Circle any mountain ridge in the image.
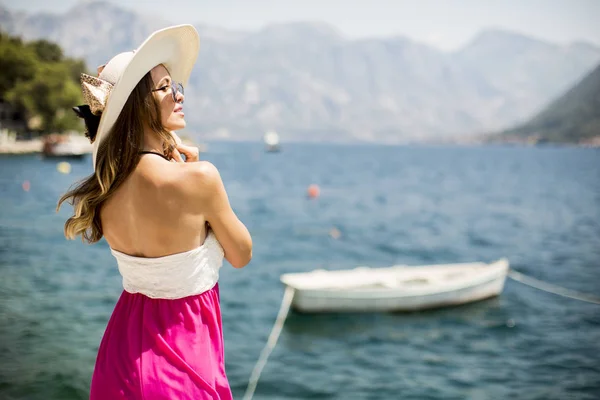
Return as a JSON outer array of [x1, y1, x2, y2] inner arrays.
[[492, 62, 600, 144], [1, 1, 599, 143]]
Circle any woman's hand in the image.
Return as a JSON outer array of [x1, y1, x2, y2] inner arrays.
[[176, 143, 200, 162], [169, 131, 199, 162]]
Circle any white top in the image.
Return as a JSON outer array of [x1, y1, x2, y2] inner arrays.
[[111, 231, 225, 299]]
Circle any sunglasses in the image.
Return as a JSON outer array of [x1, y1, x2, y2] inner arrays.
[[152, 81, 184, 103]]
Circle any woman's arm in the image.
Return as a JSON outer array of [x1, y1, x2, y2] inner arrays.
[[188, 161, 252, 268]]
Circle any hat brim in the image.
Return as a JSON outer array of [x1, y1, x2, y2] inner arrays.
[[92, 24, 200, 168]]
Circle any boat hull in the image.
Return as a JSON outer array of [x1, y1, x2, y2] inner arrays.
[[42, 134, 91, 159], [265, 144, 280, 152], [42, 152, 86, 160], [282, 260, 508, 313]]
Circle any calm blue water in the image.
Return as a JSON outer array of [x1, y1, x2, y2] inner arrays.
[[1, 143, 599, 400]]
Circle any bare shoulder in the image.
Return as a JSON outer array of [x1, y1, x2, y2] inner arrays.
[[189, 161, 219, 180], [165, 161, 226, 208], [135, 155, 174, 188], [136, 157, 215, 185], [186, 161, 222, 192]]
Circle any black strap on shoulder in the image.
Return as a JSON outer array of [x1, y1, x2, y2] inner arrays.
[[138, 151, 169, 161]]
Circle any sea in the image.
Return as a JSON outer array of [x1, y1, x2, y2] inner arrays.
[[1, 142, 599, 400]]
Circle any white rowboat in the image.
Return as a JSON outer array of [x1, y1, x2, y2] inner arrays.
[[263, 131, 280, 152], [280, 258, 509, 313]]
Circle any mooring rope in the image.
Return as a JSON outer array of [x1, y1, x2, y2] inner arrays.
[[243, 286, 296, 400], [508, 269, 600, 304], [243, 268, 598, 400]]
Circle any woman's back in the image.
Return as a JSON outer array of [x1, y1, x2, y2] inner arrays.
[[101, 154, 208, 258]]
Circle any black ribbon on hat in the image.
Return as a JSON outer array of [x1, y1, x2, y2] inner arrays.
[[72, 105, 100, 143]]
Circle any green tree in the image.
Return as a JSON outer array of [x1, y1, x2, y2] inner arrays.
[[63, 58, 88, 82], [0, 33, 38, 94], [0, 32, 87, 133], [28, 39, 64, 63], [6, 62, 82, 132]]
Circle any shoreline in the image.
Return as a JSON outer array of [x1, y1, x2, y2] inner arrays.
[[0, 139, 43, 154], [0, 138, 598, 155], [0, 134, 93, 156]]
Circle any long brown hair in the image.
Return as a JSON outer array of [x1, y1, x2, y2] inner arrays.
[[57, 71, 176, 243]]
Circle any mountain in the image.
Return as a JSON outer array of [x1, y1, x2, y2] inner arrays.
[[0, 2, 169, 69], [1, 1, 600, 143], [453, 29, 600, 130], [492, 62, 600, 144]]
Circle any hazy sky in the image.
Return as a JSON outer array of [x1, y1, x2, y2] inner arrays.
[[4, 0, 599, 50]]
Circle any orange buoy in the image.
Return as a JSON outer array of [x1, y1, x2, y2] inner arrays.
[[307, 184, 320, 198], [22, 180, 31, 192], [329, 227, 341, 239]]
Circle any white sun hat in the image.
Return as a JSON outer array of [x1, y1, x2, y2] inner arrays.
[[80, 24, 200, 169]]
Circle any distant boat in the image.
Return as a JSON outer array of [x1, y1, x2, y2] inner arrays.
[[263, 131, 281, 152], [280, 259, 509, 313], [42, 134, 91, 159]]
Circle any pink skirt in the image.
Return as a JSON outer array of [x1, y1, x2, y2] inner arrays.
[[90, 284, 233, 400]]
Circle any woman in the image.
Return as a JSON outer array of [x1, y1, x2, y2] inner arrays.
[[57, 25, 252, 399]]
